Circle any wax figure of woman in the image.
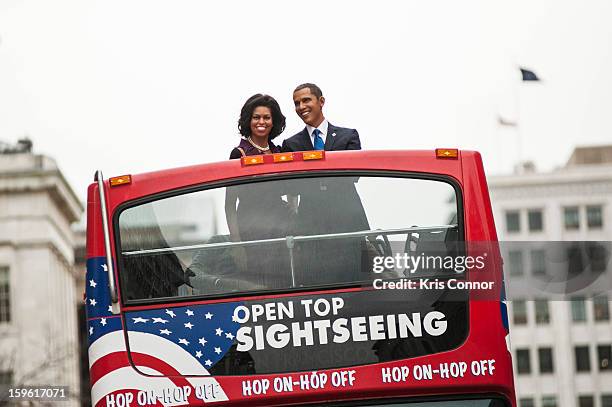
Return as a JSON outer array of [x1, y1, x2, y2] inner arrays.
[[224, 94, 289, 288]]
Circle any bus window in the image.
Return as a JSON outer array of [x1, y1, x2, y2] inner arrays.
[[117, 174, 460, 301]]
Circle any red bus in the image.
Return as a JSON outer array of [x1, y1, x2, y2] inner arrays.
[[85, 149, 515, 407]]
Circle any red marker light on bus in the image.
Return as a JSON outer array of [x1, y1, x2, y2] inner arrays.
[[436, 149, 459, 159], [109, 175, 132, 187]]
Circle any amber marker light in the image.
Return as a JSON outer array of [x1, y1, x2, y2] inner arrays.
[[302, 150, 325, 160], [242, 155, 265, 166], [435, 148, 459, 159], [109, 175, 132, 187], [273, 152, 294, 163]]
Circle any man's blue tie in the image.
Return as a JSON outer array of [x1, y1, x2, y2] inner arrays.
[[313, 129, 324, 150]]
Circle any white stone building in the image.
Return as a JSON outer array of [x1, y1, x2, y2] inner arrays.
[[489, 146, 612, 407], [0, 148, 83, 405]]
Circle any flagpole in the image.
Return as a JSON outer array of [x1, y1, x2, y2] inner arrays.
[[516, 67, 541, 171], [516, 75, 522, 166]]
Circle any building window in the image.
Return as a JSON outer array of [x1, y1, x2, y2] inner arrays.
[[538, 347, 554, 373], [528, 209, 543, 231], [506, 211, 520, 233], [567, 245, 586, 277], [0, 370, 12, 385], [516, 348, 531, 374], [587, 243, 608, 273], [598, 345, 611, 370], [602, 395, 612, 407], [586, 205, 603, 229], [575, 346, 591, 372], [535, 299, 550, 324], [542, 396, 557, 407], [508, 250, 524, 276], [571, 297, 587, 322], [530, 249, 546, 275], [594, 295, 610, 321], [578, 395, 594, 407], [0, 267, 10, 323], [0, 369, 12, 400], [564, 206, 580, 230], [519, 398, 535, 407], [513, 300, 528, 325]]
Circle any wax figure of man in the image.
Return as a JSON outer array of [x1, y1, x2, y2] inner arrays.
[[282, 83, 370, 286], [281, 83, 361, 152]]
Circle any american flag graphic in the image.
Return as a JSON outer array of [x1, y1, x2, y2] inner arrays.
[[86, 257, 235, 406], [125, 302, 241, 371]]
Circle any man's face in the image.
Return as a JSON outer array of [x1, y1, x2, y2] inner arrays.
[[293, 88, 325, 127]]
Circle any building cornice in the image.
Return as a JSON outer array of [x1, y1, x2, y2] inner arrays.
[[0, 160, 83, 223], [488, 165, 612, 189], [0, 240, 73, 267]]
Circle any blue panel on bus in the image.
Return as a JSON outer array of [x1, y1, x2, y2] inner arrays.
[[500, 283, 509, 332], [85, 257, 113, 319], [85, 256, 123, 344]]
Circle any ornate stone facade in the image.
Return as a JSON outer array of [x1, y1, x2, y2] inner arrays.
[[0, 151, 83, 405]]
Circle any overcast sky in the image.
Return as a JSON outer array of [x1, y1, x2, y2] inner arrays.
[[1, 0, 611, 204]]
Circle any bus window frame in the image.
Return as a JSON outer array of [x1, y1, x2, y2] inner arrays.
[[112, 170, 466, 307]]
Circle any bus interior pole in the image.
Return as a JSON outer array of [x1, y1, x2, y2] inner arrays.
[[286, 236, 296, 287]]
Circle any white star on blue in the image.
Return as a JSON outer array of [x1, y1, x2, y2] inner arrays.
[[125, 302, 242, 369], [86, 257, 121, 345]]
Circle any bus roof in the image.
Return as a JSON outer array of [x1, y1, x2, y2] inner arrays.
[[90, 149, 481, 203]]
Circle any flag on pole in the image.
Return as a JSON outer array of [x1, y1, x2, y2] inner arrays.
[[520, 67, 540, 81]]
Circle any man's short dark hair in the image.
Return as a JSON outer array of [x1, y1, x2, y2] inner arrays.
[[294, 83, 323, 98], [237, 94, 286, 140]]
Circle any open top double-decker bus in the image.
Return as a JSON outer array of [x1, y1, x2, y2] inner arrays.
[[85, 149, 515, 407]]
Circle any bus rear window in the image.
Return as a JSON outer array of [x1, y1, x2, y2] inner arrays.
[[117, 174, 460, 301]]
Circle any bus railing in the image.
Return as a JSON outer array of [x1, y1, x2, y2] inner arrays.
[[122, 225, 458, 288]]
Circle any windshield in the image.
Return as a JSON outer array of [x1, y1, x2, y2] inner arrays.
[[117, 174, 460, 301]]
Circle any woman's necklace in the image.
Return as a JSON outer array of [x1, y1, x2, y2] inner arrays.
[[247, 137, 270, 152]]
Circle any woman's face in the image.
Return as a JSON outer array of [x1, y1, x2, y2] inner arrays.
[[250, 106, 273, 139]]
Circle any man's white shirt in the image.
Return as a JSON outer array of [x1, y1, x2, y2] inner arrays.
[[306, 119, 329, 146]]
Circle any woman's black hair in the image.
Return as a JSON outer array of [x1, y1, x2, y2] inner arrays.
[[238, 94, 286, 140]]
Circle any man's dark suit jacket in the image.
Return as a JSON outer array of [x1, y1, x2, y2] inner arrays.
[[280, 123, 368, 286], [281, 124, 361, 152]]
